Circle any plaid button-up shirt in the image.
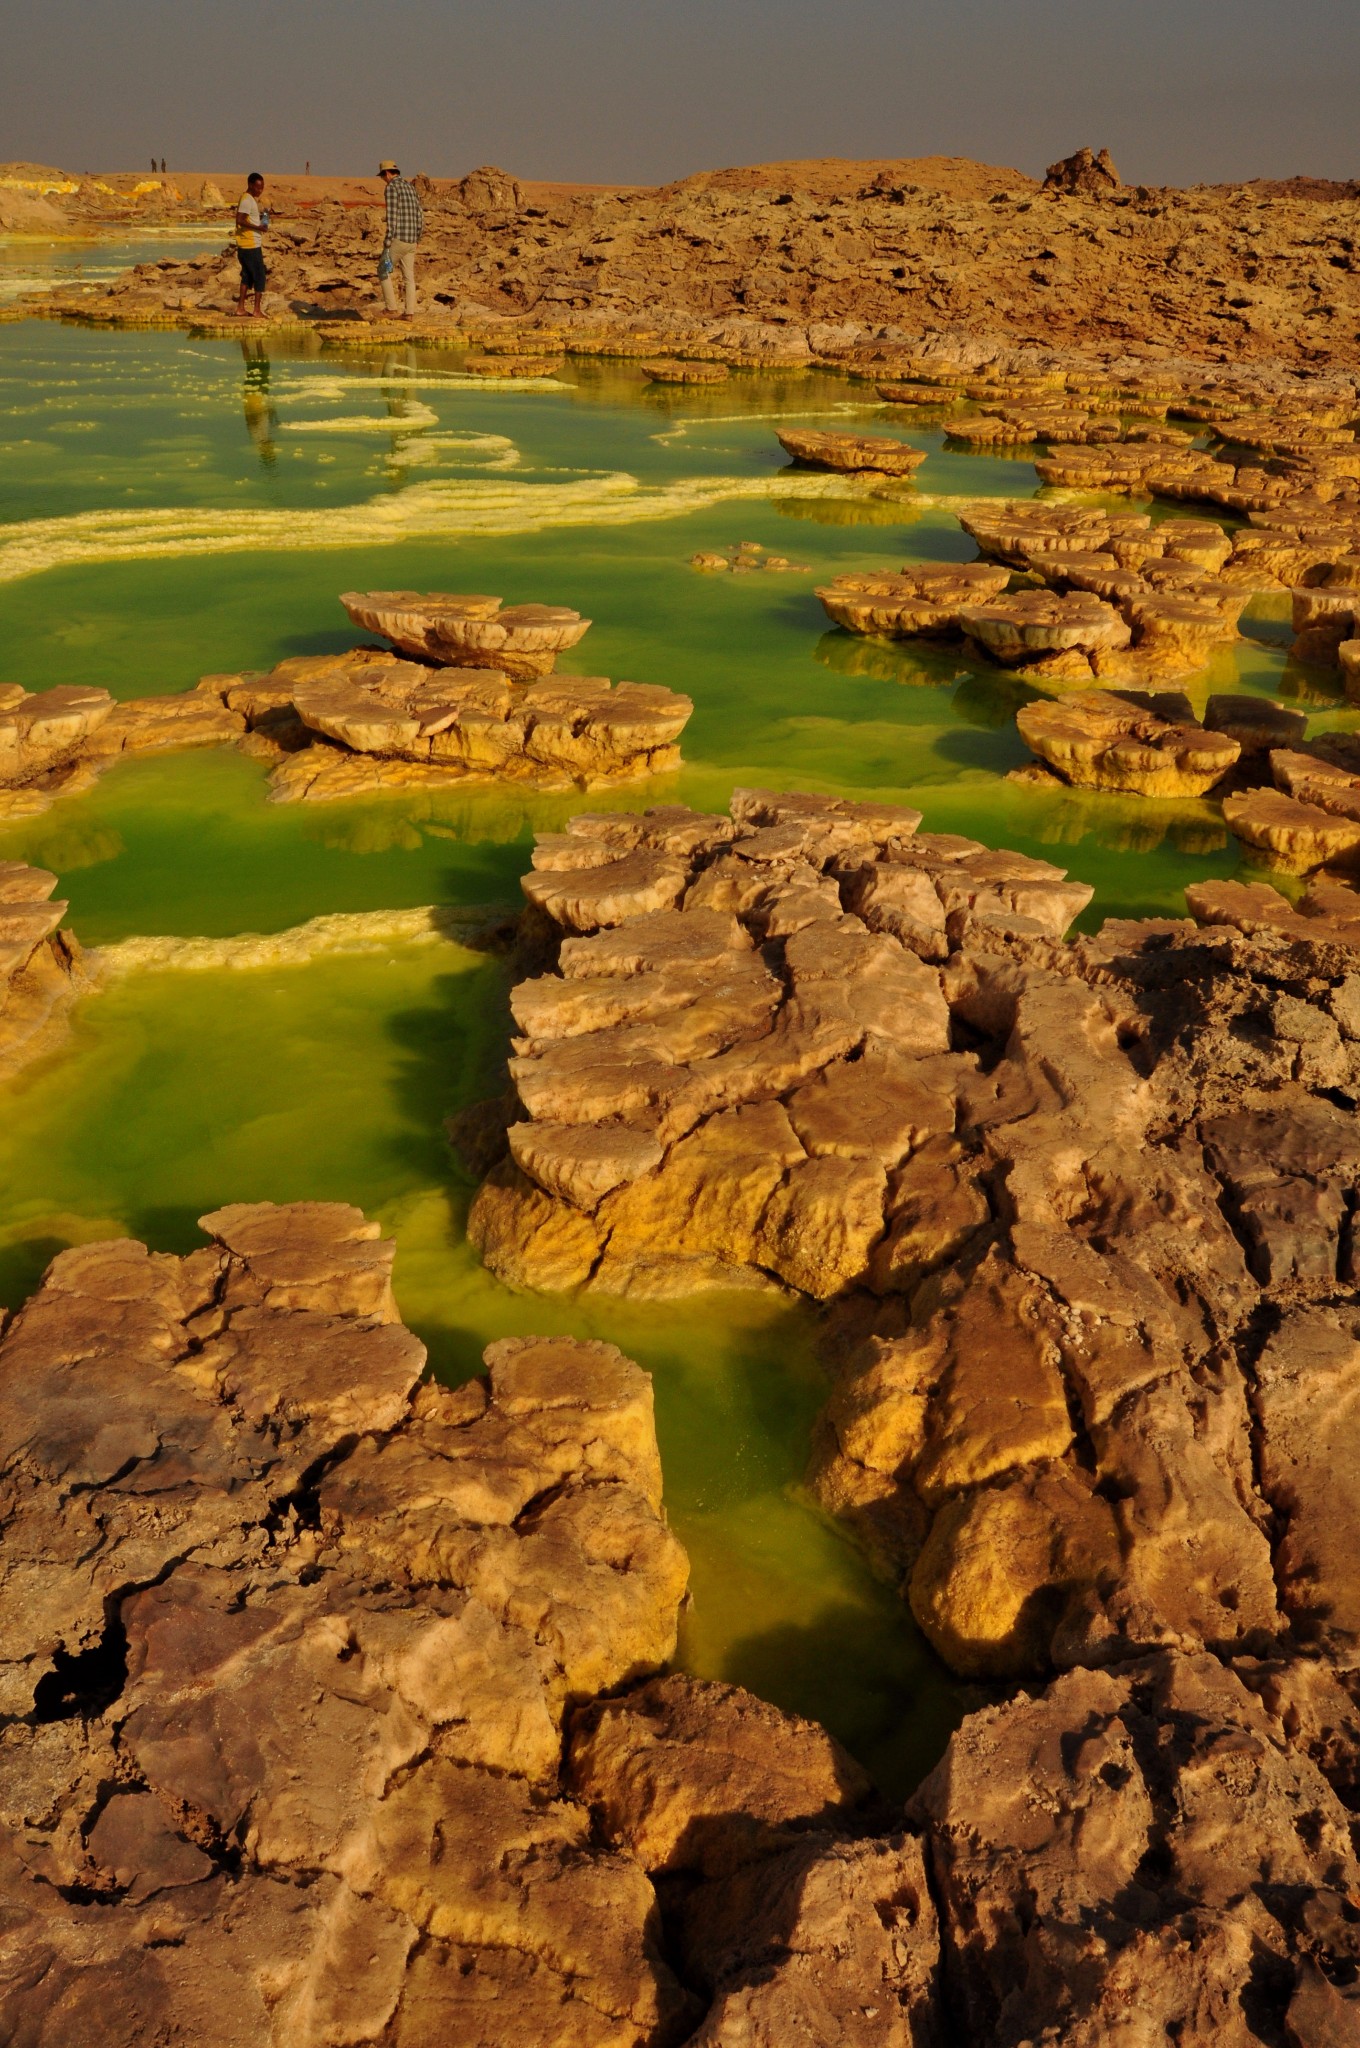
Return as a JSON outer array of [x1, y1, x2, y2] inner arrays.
[[384, 177, 424, 246]]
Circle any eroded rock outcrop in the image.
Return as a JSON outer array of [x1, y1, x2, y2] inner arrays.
[[468, 792, 1091, 1300], [1015, 689, 1241, 795], [0, 1201, 695, 2046], [0, 859, 86, 1078]]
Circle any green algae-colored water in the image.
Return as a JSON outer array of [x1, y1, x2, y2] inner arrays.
[[0, 287, 1349, 1793]]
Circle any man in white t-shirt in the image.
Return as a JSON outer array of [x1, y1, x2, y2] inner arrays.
[[235, 173, 269, 319]]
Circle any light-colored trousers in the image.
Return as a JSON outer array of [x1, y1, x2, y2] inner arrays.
[[381, 240, 418, 316]]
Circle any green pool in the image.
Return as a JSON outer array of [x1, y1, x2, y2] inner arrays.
[[0, 290, 1343, 1793]]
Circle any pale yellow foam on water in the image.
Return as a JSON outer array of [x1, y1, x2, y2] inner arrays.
[[89, 903, 500, 977], [279, 401, 441, 433], [0, 467, 932, 584]]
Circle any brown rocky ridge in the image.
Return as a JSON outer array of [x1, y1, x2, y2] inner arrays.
[[8, 1197, 1360, 2041], [19, 151, 1360, 369]]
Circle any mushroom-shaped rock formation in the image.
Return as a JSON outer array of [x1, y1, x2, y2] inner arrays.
[[0, 1200, 704, 2047], [1292, 585, 1360, 665], [0, 678, 247, 820], [0, 859, 84, 1078], [467, 791, 1092, 1300], [877, 379, 959, 406], [340, 590, 591, 678], [641, 359, 728, 383], [247, 650, 691, 803], [959, 588, 1132, 670], [1186, 870, 1360, 948], [947, 406, 1092, 448], [775, 427, 928, 477], [815, 561, 1011, 638], [1015, 690, 1240, 797]]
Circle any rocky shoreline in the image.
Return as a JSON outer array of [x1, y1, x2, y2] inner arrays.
[[13, 150, 1360, 367]]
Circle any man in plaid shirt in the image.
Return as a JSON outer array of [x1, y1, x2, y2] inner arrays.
[[377, 160, 424, 319]]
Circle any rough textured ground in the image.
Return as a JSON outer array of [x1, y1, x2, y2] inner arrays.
[[20, 150, 1360, 367], [6, 1197, 1360, 2041]]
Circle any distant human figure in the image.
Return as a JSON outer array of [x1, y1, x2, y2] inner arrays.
[[235, 172, 269, 319], [377, 159, 423, 320], [305, 160, 310, 175], [160, 158, 166, 173], [149, 156, 156, 173]]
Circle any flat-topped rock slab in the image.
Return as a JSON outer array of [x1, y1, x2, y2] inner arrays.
[[248, 650, 691, 803], [776, 427, 928, 476], [1016, 689, 1240, 796], [340, 590, 591, 679]]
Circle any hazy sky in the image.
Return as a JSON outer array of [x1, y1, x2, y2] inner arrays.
[[3, 0, 1358, 188]]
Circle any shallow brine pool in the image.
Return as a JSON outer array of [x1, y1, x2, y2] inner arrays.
[[0, 277, 1346, 1791]]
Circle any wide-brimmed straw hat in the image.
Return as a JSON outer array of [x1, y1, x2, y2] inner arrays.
[[378, 160, 399, 173]]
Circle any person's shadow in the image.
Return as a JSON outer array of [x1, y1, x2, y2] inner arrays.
[[241, 338, 278, 467]]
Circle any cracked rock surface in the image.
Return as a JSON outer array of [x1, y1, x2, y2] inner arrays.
[[0, 1200, 696, 2046], [469, 792, 1092, 1300]]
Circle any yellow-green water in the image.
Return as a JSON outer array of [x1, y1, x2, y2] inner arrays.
[[0, 294, 1349, 1793]]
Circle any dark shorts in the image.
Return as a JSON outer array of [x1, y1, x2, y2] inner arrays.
[[237, 246, 266, 293]]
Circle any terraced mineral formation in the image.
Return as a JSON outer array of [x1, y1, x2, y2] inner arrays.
[[775, 427, 928, 477], [641, 359, 729, 383], [230, 648, 692, 803], [815, 561, 1010, 637], [1015, 689, 1242, 795], [0, 860, 85, 1078], [340, 590, 592, 679], [467, 791, 1092, 1298], [1223, 736, 1360, 872]]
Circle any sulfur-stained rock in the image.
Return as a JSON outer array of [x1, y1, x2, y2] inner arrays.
[[264, 650, 690, 799], [960, 588, 1132, 668], [908, 1462, 1120, 1678], [0, 681, 113, 792], [1254, 1310, 1360, 1653], [682, 1833, 940, 2048], [341, 589, 591, 677], [816, 561, 1010, 638], [776, 427, 928, 477], [472, 796, 1096, 1301], [0, 860, 85, 1081], [1016, 689, 1239, 796]]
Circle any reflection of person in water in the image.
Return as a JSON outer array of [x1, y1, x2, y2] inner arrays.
[[240, 339, 278, 466]]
